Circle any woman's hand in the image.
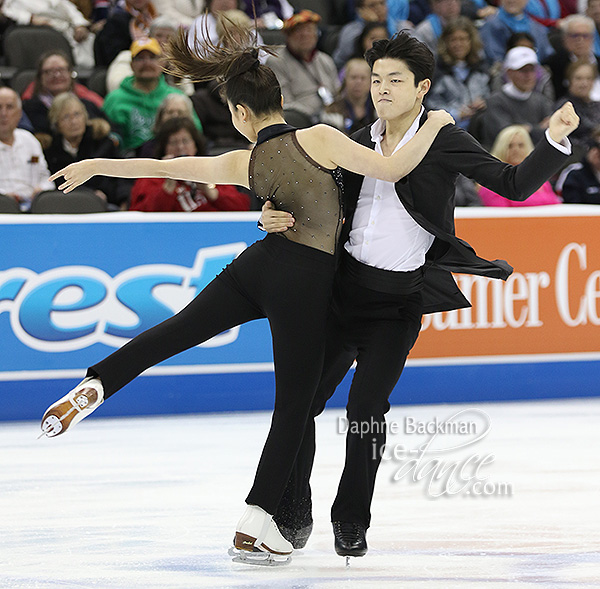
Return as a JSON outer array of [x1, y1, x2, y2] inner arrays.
[[426, 109, 455, 129], [49, 161, 96, 192]]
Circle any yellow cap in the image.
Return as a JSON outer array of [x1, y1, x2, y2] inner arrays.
[[130, 37, 162, 58]]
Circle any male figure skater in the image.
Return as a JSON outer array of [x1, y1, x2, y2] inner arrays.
[[261, 32, 579, 558]]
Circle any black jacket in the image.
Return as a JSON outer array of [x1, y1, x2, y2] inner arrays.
[[94, 9, 132, 67], [342, 115, 568, 314], [560, 158, 600, 204]]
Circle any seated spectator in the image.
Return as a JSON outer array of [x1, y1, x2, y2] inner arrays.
[[129, 117, 250, 212], [94, 0, 157, 67], [138, 93, 200, 156], [107, 16, 193, 94], [267, 10, 340, 126], [426, 17, 490, 129], [413, 0, 461, 58], [1, 0, 95, 68], [349, 21, 389, 61], [544, 15, 600, 102], [44, 92, 129, 207], [152, 0, 205, 28], [323, 58, 376, 135], [557, 131, 600, 203], [479, 125, 561, 206], [554, 60, 600, 150], [333, 0, 390, 70], [21, 51, 105, 141], [103, 38, 199, 153], [0, 88, 54, 211], [489, 31, 554, 100], [477, 46, 553, 149], [479, 0, 554, 64]]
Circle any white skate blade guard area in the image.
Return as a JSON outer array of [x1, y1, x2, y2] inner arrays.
[[1, 400, 599, 588]]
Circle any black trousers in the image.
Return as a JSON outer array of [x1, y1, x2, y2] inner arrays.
[[276, 263, 423, 529], [88, 234, 335, 516]]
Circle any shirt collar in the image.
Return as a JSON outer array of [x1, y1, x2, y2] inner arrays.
[[369, 106, 425, 152], [502, 81, 532, 100]]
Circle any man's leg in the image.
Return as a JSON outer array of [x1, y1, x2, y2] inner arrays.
[[331, 290, 423, 528]]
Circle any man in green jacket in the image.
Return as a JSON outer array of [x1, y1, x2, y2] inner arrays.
[[103, 38, 201, 152]]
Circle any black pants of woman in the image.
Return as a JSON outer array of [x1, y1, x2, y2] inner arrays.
[[276, 262, 424, 530], [88, 234, 336, 515]]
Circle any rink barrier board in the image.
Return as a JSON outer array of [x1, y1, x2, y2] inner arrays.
[[1, 207, 599, 421], [1, 360, 600, 422]]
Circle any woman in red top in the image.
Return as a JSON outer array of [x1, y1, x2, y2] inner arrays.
[[129, 117, 250, 211]]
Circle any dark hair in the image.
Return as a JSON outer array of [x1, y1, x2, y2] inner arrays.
[[164, 15, 282, 116], [34, 50, 74, 96], [154, 117, 207, 158], [364, 31, 435, 84], [506, 31, 536, 51], [352, 21, 389, 59]]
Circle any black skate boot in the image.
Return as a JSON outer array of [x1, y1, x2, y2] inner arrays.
[[332, 521, 368, 562]]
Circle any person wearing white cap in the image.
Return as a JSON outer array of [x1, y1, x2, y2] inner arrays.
[[477, 45, 553, 149]]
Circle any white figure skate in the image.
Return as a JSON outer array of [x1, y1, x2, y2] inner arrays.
[[39, 377, 104, 438], [229, 505, 293, 566]]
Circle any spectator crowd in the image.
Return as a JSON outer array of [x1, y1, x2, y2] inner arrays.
[[2, 0, 600, 211]]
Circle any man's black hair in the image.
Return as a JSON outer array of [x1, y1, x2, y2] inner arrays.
[[365, 31, 435, 84]]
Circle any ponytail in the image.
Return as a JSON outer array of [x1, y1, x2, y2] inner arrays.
[[164, 15, 283, 116]]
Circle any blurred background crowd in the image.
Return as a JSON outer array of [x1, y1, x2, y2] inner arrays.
[[1, 0, 600, 213]]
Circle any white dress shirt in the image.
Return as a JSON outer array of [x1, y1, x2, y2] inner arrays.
[[344, 109, 571, 271], [345, 109, 435, 271], [0, 129, 54, 211]]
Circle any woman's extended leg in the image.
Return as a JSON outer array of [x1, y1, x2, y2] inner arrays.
[[90, 274, 264, 399]]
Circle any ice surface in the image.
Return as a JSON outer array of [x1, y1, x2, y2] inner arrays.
[[1, 399, 599, 588]]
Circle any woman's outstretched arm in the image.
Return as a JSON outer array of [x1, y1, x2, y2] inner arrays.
[[49, 150, 252, 193], [300, 110, 454, 183]]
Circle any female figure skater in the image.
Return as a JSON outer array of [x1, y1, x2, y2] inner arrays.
[[40, 21, 453, 564]]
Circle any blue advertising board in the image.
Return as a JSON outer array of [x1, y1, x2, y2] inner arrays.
[[1, 212, 598, 423], [1, 212, 285, 420]]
